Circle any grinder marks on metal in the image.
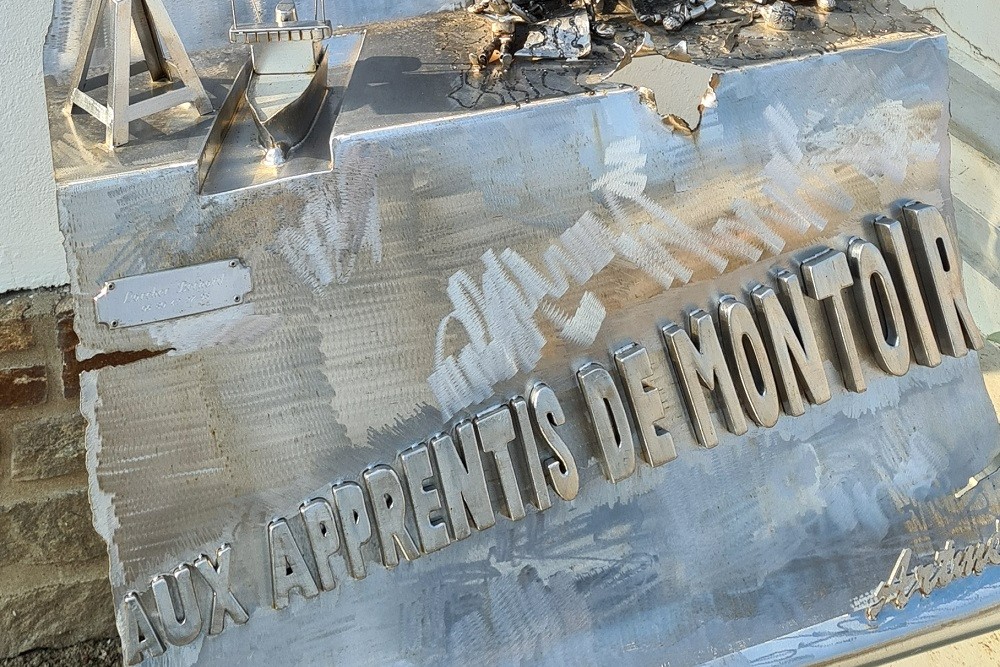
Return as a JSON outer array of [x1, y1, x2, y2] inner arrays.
[[426, 92, 878, 419], [53, 18, 1000, 666], [273, 144, 385, 290], [118, 199, 985, 665]]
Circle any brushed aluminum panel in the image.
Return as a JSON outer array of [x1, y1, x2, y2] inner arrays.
[[48, 8, 1000, 666]]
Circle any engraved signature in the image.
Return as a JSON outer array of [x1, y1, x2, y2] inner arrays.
[[122, 288, 169, 303], [138, 292, 213, 313], [177, 275, 225, 292], [866, 520, 1000, 620], [95, 260, 251, 328]]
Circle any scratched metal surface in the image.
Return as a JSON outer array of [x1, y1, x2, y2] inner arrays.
[[52, 13, 1000, 667]]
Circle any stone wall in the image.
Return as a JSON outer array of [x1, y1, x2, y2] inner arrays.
[[0, 287, 160, 659]]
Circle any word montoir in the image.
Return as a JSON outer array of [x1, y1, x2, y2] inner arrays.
[[120, 202, 983, 663]]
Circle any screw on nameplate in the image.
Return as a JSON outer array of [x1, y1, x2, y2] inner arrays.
[[94, 259, 253, 328]]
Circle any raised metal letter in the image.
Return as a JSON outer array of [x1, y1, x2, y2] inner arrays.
[[193, 544, 248, 635], [332, 481, 373, 580], [121, 592, 165, 665], [750, 270, 831, 416], [400, 444, 451, 554], [510, 396, 553, 511], [719, 296, 780, 428], [299, 498, 341, 590], [848, 237, 910, 376], [474, 405, 527, 521], [362, 464, 421, 568], [900, 203, 984, 357], [801, 249, 866, 392], [614, 344, 677, 467], [151, 565, 202, 645], [663, 309, 748, 448], [577, 363, 637, 482], [431, 424, 496, 541], [873, 215, 942, 367], [268, 518, 319, 609], [529, 383, 580, 501]]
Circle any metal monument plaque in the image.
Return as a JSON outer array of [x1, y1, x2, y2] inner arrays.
[[44, 0, 1000, 664]]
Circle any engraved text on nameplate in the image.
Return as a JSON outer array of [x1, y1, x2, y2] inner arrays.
[[94, 259, 253, 328]]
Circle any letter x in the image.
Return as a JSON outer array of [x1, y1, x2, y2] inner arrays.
[[194, 544, 250, 635]]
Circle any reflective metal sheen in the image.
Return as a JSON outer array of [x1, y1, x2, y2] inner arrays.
[[47, 2, 1000, 665]]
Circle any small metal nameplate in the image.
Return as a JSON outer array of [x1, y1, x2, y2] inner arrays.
[[94, 259, 252, 328]]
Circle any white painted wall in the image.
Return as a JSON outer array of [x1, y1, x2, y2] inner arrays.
[[0, 3, 69, 292], [901, 0, 1000, 91], [952, 136, 1000, 338]]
